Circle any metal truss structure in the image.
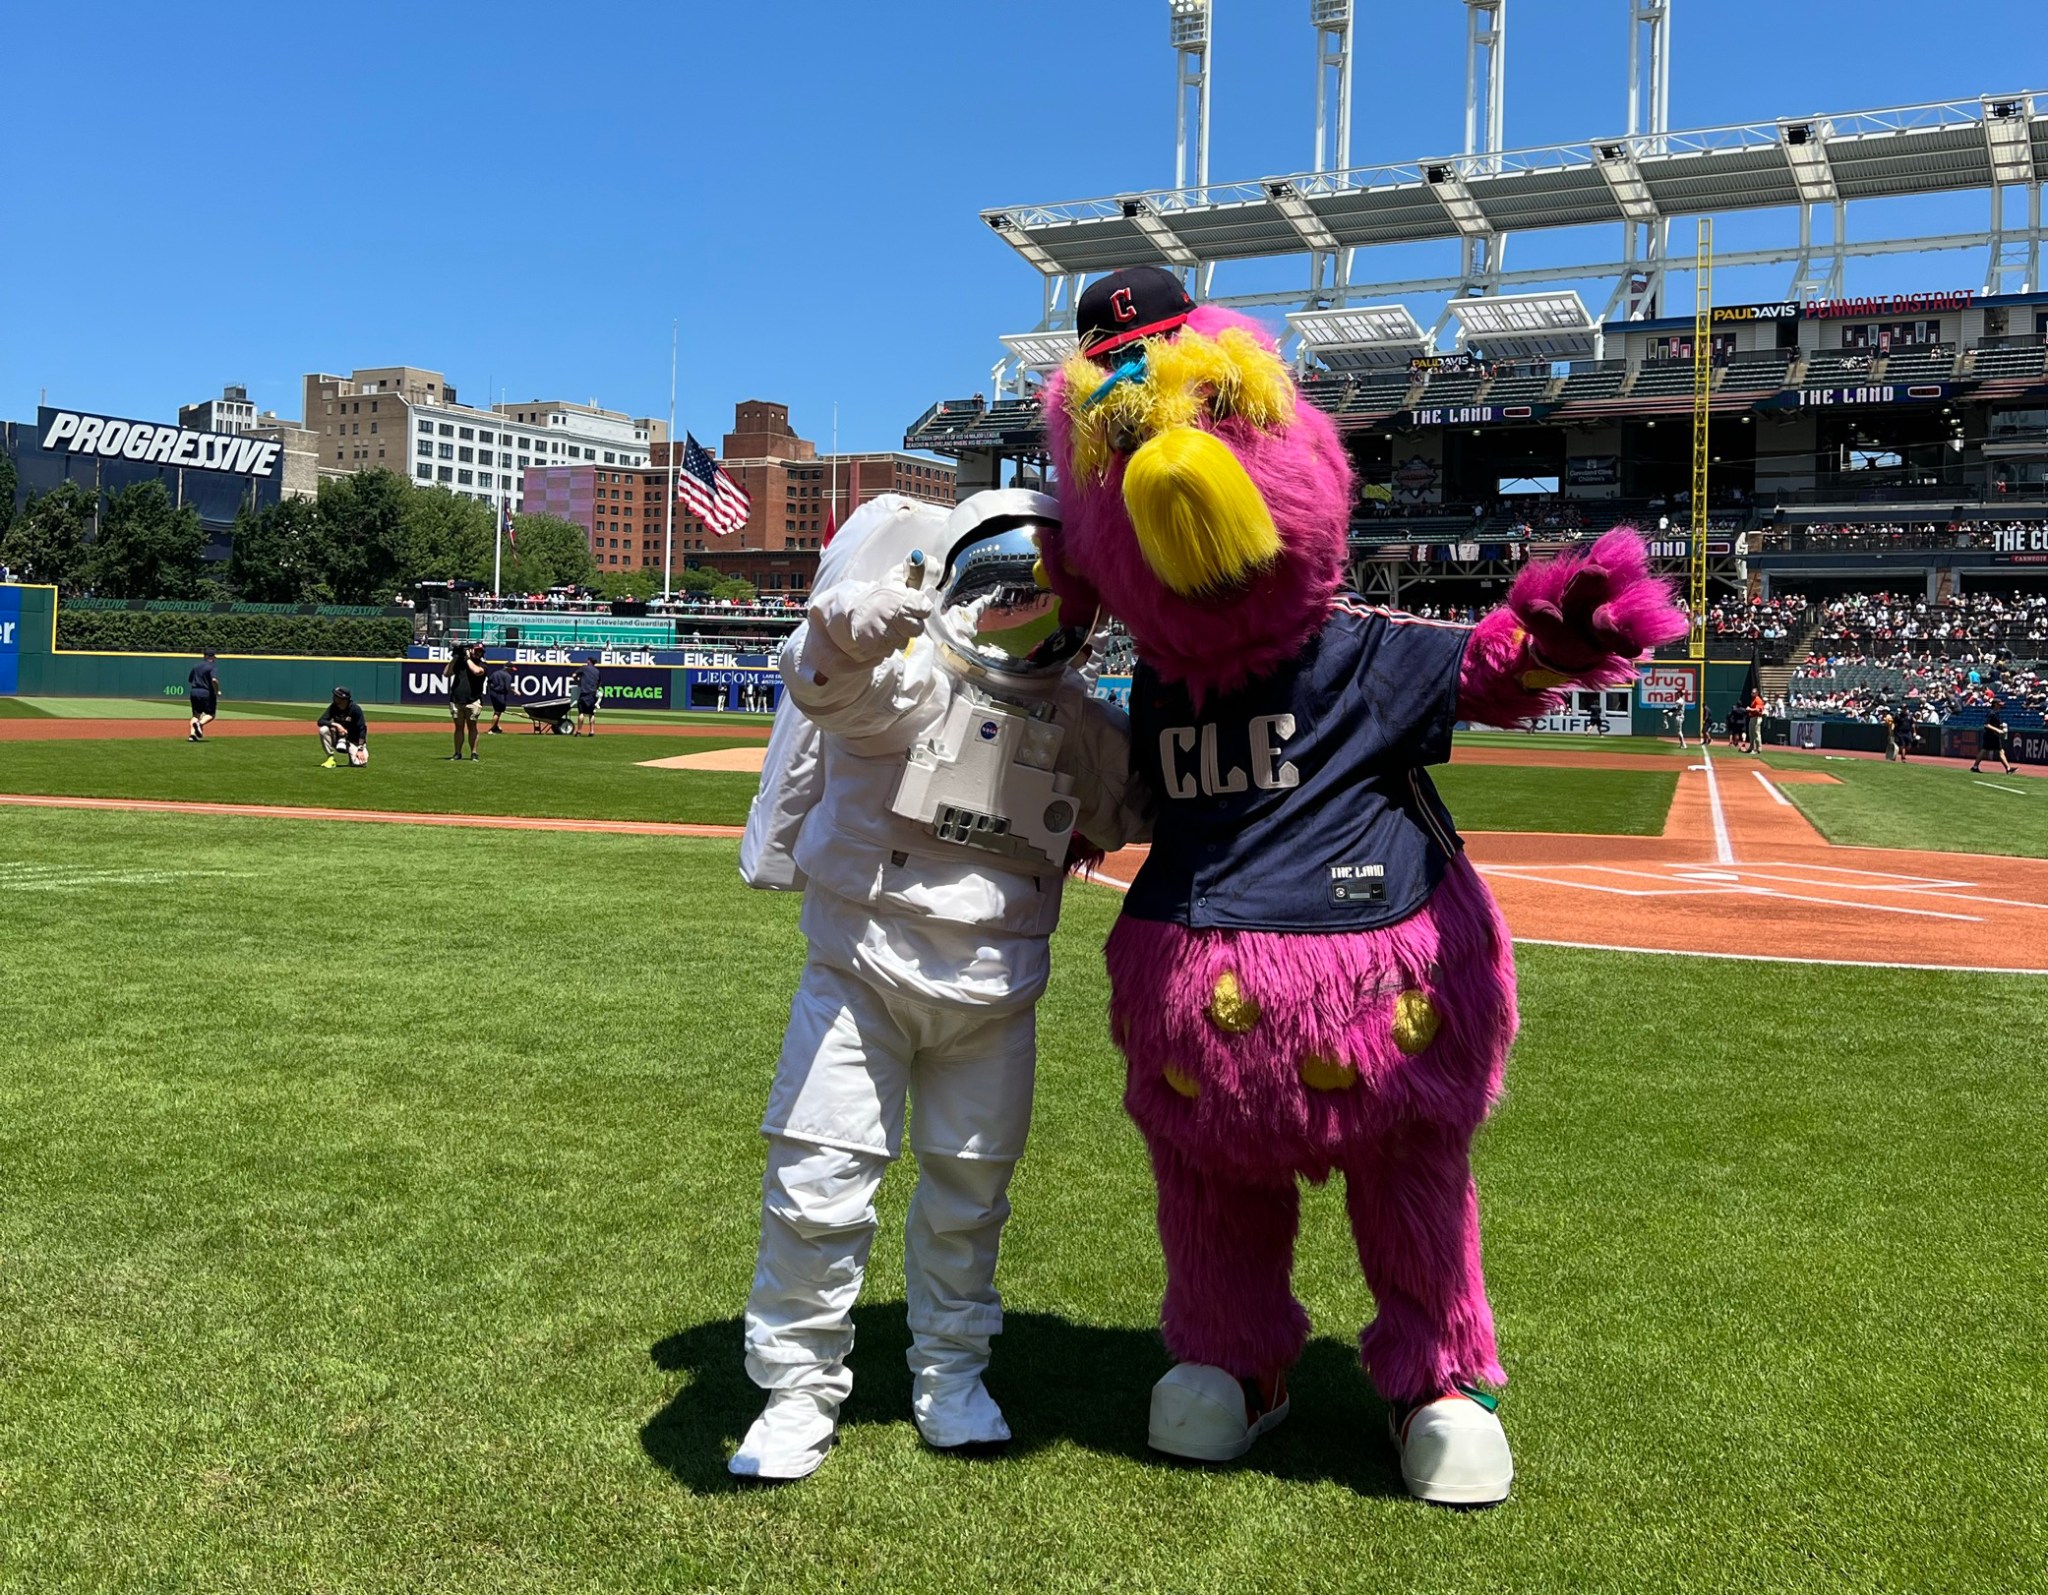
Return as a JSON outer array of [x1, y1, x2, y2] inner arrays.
[[981, 4, 2048, 390]]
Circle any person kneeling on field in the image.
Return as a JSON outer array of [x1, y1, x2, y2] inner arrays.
[[317, 687, 368, 768], [728, 491, 1149, 1481]]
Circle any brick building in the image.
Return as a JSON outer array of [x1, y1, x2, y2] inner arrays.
[[647, 401, 957, 598]]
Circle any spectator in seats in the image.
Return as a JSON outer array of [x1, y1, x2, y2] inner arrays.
[[317, 687, 367, 769], [1973, 703, 2016, 775]]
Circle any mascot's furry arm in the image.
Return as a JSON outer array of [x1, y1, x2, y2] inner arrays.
[[1456, 527, 1689, 727]]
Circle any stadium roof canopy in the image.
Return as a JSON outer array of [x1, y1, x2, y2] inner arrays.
[[983, 93, 2047, 277]]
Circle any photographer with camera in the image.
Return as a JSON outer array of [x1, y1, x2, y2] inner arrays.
[[445, 641, 486, 761]]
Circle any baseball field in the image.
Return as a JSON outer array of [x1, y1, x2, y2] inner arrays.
[[2, 702, 2044, 1593]]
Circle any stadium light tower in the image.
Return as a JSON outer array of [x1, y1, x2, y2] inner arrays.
[[1982, 95, 2041, 294], [1458, 1, 1507, 302], [1309, 1, 1355, 298], [1170, 1, 1212, 199], [1611, 0, 1672, 321]]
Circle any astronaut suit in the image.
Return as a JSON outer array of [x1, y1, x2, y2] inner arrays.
[[730, 489, 1146, 1480]]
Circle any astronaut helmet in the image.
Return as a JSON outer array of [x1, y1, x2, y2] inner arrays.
[[926, 488, 1099, 684]]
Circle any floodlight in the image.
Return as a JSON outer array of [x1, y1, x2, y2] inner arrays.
[[1119, 196, 1198, 267], [1778, 120, 1838, 203], [1310, 0, 1351, 23], [1168, 0, 1209, 49], [1266, 180, 1341, 252], [984, 212, 1062, 274], [1425, 163, 1491, 238], [1594, 140, 1660, 224], [1982, 95, 2036, 185]]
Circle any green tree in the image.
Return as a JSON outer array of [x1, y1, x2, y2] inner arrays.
[[599, 567, 658, 601], [403, 487, 494, 587], [86, 481, 208, 599], [503, 514, 596, 594], [0, 481, 96, 592], [710, 576, 757, 603], [314, 470, 413, 604], [226, 497, 328, 603], [0, 456, 17, 541]]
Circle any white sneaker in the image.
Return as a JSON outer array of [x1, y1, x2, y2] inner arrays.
[[728, 1388, 841, 1481], [912, 1373, 1011, 1450], [1147, 1362, 1290, 1462], [1390, 1389, 1513, 1505]]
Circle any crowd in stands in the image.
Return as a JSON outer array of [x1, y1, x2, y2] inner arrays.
[[1787, 589, 2048, 724], [1706, 593, 1810, 647], [1762, 518, 2048, 554]]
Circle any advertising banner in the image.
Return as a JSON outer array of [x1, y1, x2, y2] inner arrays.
[[36, 406, 283, 479], [1637, 665, 1697, 708], [0, 586, 20, 695], [1711, 302, 1801, 324], [401, 662, 673, 709], [1565, 455, 1620, 486]]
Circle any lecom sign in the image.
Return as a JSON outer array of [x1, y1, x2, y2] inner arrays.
[[1638, 666, 1697, 708]]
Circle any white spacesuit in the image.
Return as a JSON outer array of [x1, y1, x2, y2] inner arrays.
[[730, 490, 1146, 1480]]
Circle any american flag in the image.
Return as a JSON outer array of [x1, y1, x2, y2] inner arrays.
[[676, 432, 751, 536]]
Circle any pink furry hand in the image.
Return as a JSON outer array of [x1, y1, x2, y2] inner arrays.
[[1507, 528, 1688, 684]]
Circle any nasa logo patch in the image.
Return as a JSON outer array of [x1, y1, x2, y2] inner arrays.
[[979, 721, 999, 742]]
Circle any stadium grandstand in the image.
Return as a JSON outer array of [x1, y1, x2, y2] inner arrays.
[[899, 3, 2048, 756]]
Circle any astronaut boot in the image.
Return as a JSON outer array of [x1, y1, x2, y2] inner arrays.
[[1147, 1364, 1290, 1463], [911, 1370, 1011, 1451], [728, 1387, 843, 1482], [1387, 1386, 1513, 1506]]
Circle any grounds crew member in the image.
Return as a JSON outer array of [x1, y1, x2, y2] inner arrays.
[[574, 654, 602, 736], [728, 491, 1148, 1480], [1973, 703, 2016, 775], [187, 651, 221, 742], [316, 687, 368, 768], [485, 658, 513, 735]]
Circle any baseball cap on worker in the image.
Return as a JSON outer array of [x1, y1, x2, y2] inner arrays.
[[1076, 266, 1196, 363]]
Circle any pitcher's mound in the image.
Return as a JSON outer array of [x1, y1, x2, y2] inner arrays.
[[640, 747, 769, 773]]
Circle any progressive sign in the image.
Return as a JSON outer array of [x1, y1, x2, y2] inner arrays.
[[38, 406, 283, 479]]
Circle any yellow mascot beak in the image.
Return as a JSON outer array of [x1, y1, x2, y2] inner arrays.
[[1120, 425, 1282, 596]]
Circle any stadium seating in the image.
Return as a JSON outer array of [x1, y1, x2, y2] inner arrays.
[[1479, 371, 1560, 404], [1717, 350, 1797, 392], [1875, 344, 1960, 382], [1788, 590, 2048, 724], [1798, 350, 1878, 388], [1967, 342, 2048, 382], [1413, 372, 1487, 407], [1555, 361, 1629, 403], [1623, 360, 1702, 398]]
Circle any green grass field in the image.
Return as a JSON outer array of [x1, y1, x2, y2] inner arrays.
[[1, 696, 777, 730], [0, 731, 1679, 838], [0, 734, 769, 826], [1762, 750, 2048, 858], [1, 808, 2044, 1593]]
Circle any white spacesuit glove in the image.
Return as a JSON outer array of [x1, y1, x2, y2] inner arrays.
[[798, 579, 934, 687]]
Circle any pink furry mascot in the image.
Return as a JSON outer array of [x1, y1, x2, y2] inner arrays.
[[1041, 269, 1686, 1504]]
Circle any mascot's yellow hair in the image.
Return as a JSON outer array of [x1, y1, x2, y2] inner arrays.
[[1121, 428, 1281, 595], [1059, 324, 1296, 487]]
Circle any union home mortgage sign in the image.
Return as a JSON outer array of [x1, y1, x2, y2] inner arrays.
[[38, 407, 284, 478]]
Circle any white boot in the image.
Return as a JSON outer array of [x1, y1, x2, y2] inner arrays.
[[1147, 1363, 1290, 1462], [728, 1388, 841, 1481], [912, 1372, 1011, 1449], [1391, 1391, 1513, 1505]]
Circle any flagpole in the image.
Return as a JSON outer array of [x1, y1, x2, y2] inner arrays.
[[492, 498, 503, 597], [831, 401, 838, 529], [664, 318, 678, 600]]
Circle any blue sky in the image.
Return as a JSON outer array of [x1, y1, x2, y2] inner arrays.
[[2, 0, 2040, 453]]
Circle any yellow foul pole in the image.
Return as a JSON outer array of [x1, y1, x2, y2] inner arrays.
[[1689, 217, 1714, 738]]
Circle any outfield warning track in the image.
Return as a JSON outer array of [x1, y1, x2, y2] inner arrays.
[[2, 742, 2042, 973]]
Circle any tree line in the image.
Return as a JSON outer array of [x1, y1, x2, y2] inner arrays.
[[0, 466, 757, 606]]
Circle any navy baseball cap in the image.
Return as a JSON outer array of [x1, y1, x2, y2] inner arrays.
[[1077, 266, 1196, 362]]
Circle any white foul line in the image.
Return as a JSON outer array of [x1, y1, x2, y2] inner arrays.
[[1976, 780, 2030, 796], [1513, 938, 2047, 975], [1752, 769, 1792, 807], [1701, 750, 1735, 865]]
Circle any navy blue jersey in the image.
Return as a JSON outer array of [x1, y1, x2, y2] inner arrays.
[[187, 663, 218, 698], [1124, 599, 1471, 934]]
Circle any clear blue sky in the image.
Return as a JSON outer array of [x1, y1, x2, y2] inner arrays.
[[3, 0, 2039, 453]]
